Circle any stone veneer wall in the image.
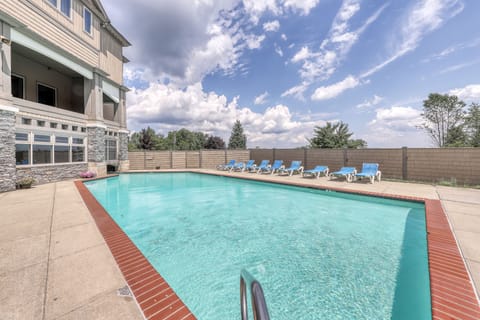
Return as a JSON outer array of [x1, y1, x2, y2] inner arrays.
[[17, 163, 88, 185], [0, 109, 16, 192], [118, 132, 129, 171], [87, 126, 105, 162]]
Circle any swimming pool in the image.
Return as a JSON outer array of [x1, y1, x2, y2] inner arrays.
[[85, 172, 431, 319]]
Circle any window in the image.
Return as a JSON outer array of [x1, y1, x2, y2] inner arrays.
[[105, 139, 117, 161], [16, 133, 29, 141], [37, 83, 56, 107], [62, 124, 69, 130], [33, 145, 52, 164], [34, 134, 51, 143], [37, 120, 45, 127], [22, 118, 32, 125], [16, 144, 30, 165], [48, 0, 57, 6], [72, 138, 84, 145], [72, 126, 78, 131], [60, 0, 71, 17], [50, 123, 58, 129], [72, 146, 85, 162], [54, 145, 70, 163], [11, 74, 25, 99], [84, 7, 92, 34], [56, 136, 69, 144]]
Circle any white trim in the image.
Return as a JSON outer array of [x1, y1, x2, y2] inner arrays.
[[118, 129, 129, 134], [102, 80, 120, 103], [0, 105, 19, 113], [10, 29, 93, 79], [86, 122, 107, 129]]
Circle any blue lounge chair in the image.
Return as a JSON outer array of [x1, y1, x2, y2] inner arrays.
[[330, 167, 356, 182], [217, 159, 235, 171], [355, 163, 381, 184], [302, 165, 329, 178], [278, 161, 304, 176], [250, 160, 270, 173], [259, 160, 284, 175], [233, 160, 255, 172], [230, 161, 245, 172]]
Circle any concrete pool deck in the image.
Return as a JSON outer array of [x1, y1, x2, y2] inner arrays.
[[1, 169, 479, 319]]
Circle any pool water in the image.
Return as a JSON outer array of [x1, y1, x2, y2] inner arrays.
[[85, 173, 431, 319]]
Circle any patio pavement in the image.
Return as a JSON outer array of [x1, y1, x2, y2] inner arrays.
[[1, 170, 479, 319]]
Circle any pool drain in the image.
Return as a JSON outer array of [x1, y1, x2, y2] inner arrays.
[[117, 285, 132, 297]]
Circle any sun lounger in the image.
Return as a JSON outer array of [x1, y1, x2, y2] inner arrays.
[[230, 161, 245, 172], [217, 159, 235, 171], [259, 160, 284, 175], [302, 165, 329, 178], [278, 161, 304, 176], [355, 163, 381, 183], [330, 167, 356, 182], [233, 160, 255, 172], [250, 160, 270, 173]]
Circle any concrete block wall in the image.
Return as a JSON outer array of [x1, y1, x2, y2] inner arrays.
[[201, 150, 229, 169], [407, 148, 480, 184], [346, 149, 403, 179]]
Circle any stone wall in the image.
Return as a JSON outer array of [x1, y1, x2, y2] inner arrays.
[[16, 163, 88, 185], [118, 132, 128, 161], [87, 126, 105, 162], [0, 109, 16, 192]]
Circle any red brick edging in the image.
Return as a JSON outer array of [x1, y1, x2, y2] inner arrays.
[[75, 175, 480, 320], [75, 180, 196, 320]]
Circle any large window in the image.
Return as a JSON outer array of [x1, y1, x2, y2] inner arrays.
[[16, 132, 86, 165], [84, 7, 92, 34], [47, 0, 71, 18], [37, 83, 56, 107], [105, 139, 117, 161], [11, 74, 25, 99]]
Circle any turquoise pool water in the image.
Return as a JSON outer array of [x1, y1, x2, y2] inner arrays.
[[85, 173, 431, 319]]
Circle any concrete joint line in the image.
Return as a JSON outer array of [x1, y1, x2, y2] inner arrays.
[[41, 182, 57, 320]]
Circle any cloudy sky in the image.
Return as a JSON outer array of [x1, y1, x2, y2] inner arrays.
[[102, 0, 480, 148]]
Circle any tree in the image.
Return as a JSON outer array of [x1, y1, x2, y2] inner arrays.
[[465, 103, 480, 147], [308, 121, 365, 148], [204, 135, 226, 149], [165, 129, 206, 150], [420, 93, 466, 147], [138, 127, 157, 150], [228, 120, 247, 149]]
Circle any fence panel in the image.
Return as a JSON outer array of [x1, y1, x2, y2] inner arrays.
[[186, 151, 200, 168], [346, 149, 403, 179], [306, 149, 344, 171]]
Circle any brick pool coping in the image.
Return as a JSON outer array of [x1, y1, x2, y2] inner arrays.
[[75, 173, 480, 320]]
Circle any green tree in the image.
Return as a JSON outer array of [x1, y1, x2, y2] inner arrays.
[[166, 129, 206, 150], [138, 127, 157, 150], [128, 132, 141, 151], [204, 135, 226, 149], [420, 93, 466, 147], [308, 121, 365, 148], [465, 103, 480, 147], [228, 120, 247, 149]]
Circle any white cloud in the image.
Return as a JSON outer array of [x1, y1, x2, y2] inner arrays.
[[254, 91, 269, 105], [449, 84, 480, 101], [274, 43, 284, 57], [311, 75, 360, 101], [263, 20, 280, 32], [362, 0, 464, 78], [281, 82, 309, 101], [245, 34, 266, 49], [283, 0, 320, 15], [356, 95, 383, 109], [291, 46, 313, 63], [281, 34, 288, 41], [364, 106, 428, 147], [127, 82, 324, 148], [425, 37, 480, 62], [438, 59, 480, 75]]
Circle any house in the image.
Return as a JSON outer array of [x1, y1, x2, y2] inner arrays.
[[0, 0, 130, 192]]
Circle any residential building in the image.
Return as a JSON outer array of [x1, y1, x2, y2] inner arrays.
[[0, 0, 130, 192]]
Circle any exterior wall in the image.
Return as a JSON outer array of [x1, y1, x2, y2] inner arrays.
[[2, 0, 99, 66], [16, 162, 88, 185], [99, 30, 124, 84], [0, 109, 17, 192]]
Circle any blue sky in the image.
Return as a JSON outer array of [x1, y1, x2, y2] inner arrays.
[[102, 0, 480, 148]]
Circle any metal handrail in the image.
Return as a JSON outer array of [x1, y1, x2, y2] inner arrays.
[[240, 269, 270, 320]]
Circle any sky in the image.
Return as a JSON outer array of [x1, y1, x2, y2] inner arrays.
[[101, 0, 480, 148]]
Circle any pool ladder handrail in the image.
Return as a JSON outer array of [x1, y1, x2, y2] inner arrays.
[[240, 269, 270, 320]]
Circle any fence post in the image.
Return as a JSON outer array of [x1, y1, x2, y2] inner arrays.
[[304, 148, 308, 169], [200, 150, 203, 168], [273, 148, 276, 161], [225, 149, 227, 163], [343, 148, 348, 166], [170, 151, 173, 169], [144, 150, 146, 170], [402, 147, 408, 180]]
